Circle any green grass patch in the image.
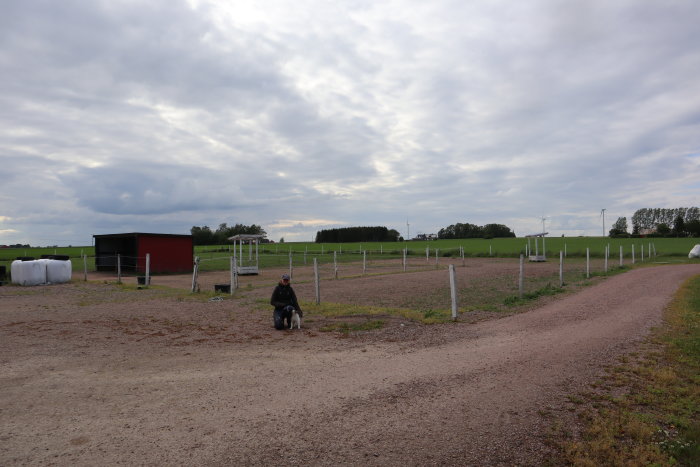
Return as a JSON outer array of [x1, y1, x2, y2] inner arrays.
[[558, 274, 700, 466]]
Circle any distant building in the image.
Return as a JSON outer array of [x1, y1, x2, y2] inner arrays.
[[93, 233, 193, 274], [413, 233, 438, 241]]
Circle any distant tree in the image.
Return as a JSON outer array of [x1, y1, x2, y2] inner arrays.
[[609, 217, 629, 237], [656, 223, 671, 236], [438, 222, 514, 239], [191, 223, 267, 245], [315, 226, 399, 243], [672, 215, 686, 237], [686, 219, 700, 237], [190, 225, 215, 245], [279, 237, 285, 243]]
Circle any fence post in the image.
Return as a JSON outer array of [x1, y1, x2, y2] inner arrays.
[[363, 251, 367, 274], [83, 254, 88, 281], [234, 256, 236, 295], [632, 244, 636, 264], [449, 264, 458, 321], [117, 254, 122, 284], [619, 245, 623, 267], [313, 258, 320, 305], [489, 244, 492, 256], [426, 247, 429, 263], [519, 254, 524, 298], [461, 246, 465, 267], [586, 248, 590, 279], [641, 244, 644, 262], [334, 251, 338, 279], [191, 256, 200, 293], [402, 248, 407, 272], [559, 251, 564, 287], [145, 253, 150, 286]]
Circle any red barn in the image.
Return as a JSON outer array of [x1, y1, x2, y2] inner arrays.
[[93, 233, 193, 274]]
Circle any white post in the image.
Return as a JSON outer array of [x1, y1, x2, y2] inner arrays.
[[449, 264, 458, 321], [256, 240, 259, 271], [363, 251, 367, 274], [313, 258, 320, 305], [83, 254, 88, 281], [234, 256, 236, 295], [586, 248, 590, 279], [489, 244, 492, 256], [334, 251, 338, 279], [461, 246, 465, 267], [426, 246, 429, 263], [191, 256, 200, 293], [641, 244, 645, 262], [648, 243, 651, 261], [619, 245, 623, 267], [117, 254, 122, 284], [145, 253, 150, 286], [380, 245, 383, 254], [559, 251, 564, 287], [632, 244, 636, 264], [519, 254, 524, 298], [402, 248, 407, 272]]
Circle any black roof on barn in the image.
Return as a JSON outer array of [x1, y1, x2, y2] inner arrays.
[[93, 232, 192, 239]]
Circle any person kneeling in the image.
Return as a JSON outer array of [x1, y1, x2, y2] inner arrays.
[[270, 274, 302, 330]]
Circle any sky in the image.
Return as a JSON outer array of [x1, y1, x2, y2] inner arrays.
[[1, 0, 699, 246]]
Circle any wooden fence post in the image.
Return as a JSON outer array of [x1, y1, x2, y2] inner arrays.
[[313, 258, 320, 305], [519, 254, 524, 298], [449, 264, 458, 321]]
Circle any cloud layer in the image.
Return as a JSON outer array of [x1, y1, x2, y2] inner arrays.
[[1, 0, 699, 245]]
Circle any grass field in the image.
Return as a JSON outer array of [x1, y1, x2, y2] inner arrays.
[[1, 237, 698, 277]]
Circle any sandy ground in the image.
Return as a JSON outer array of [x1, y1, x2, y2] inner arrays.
[[1, 259, 698, 466]]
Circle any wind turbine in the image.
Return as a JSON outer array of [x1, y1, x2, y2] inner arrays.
[[600, 209, 606, 237]]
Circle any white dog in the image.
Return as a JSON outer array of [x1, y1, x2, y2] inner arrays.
[[290, 308, 302, 330]]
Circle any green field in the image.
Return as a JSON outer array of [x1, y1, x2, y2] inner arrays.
[[1, 237, 698, 277]]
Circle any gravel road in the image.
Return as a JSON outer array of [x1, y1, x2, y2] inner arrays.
[[1, 263, 698, 466]]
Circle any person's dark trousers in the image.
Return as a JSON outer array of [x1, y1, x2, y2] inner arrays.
[[273, 307, 291, 330]]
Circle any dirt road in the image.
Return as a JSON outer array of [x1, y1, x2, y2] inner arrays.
[[1, 263, 698, 466]]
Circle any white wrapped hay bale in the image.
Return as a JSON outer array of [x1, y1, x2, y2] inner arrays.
[[46, 259, 72, 283], [11, 260, 47, 286], [10, 260, 24, 285], [689, 244, 700, 258]]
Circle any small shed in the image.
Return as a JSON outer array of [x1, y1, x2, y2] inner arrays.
[[228, 234, 264, 275], [525, 232, 548, 262], [94, 233, 193, 274]]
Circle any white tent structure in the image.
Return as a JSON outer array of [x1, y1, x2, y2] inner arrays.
[[525, 232, 548, 262], [228, 234, 265, 275]]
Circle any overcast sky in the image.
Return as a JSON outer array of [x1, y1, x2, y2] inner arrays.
[[2, 0, 699, 246]]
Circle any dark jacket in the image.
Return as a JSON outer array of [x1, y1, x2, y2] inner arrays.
[[270, 283, 301, 313]]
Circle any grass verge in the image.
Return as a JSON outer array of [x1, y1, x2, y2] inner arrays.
[[557, 274, 700, 466]]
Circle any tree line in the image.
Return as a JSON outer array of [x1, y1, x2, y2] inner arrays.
[[437, 223, 516, 239], [610, 207, 700, 237], [190, 223, 267, 246], [315, 226, 401, 243]]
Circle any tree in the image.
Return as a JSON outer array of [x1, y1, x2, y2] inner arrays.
[[656, 223, 671, 236], [672, 215, 686, 237], [609, 217, 629, 237], [685, 219, 700, 237]]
